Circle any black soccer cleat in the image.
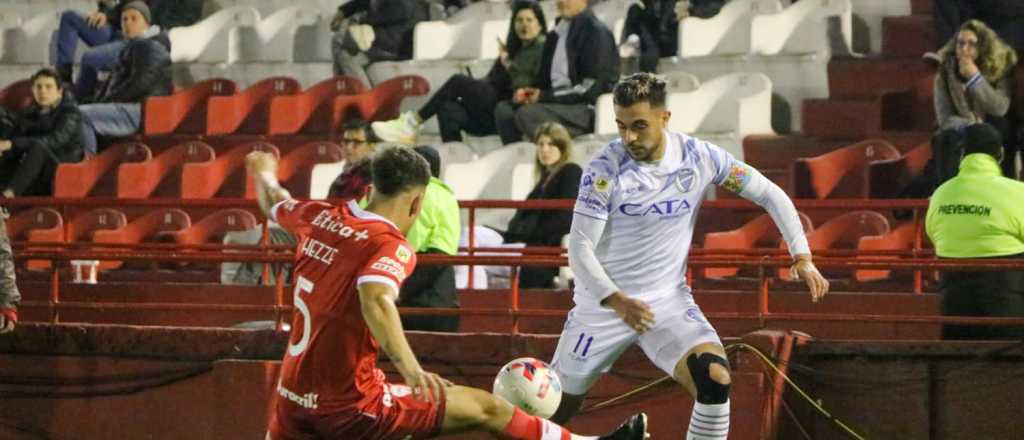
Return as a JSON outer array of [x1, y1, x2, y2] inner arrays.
[[599, 412, 650, 440]]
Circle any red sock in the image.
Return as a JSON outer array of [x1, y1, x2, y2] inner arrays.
[[500, 407, 571, 440]]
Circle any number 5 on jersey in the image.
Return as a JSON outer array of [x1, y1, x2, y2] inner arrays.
[[288, 276, 315, 356]]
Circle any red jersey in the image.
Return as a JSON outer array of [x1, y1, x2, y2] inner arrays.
[[272, 199, 417, 412]]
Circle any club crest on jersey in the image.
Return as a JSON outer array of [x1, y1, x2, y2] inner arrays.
[[395, 244, 412, 263], [675, 169, 696, 193], [685, 308, 708, 324], [582, 174, 593, 188], [595, 177, 610, 193]]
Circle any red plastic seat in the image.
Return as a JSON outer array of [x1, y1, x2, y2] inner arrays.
[[92, 208, 191, 270], [270, 141, 345, 198], [868, 141, 932, 198], [54, 142, 152, 197], [206, 76, 301, 135], [855, 221, 924, 282], [0, 79, 33, 112], [143, 78, 237, 135], [702, 212, 813, 278], [779, 210, 890, 279], [6, 208, 64, 270], [791, 139, 901, 199], [331, 75, 430, 133], [181, 142, 280, 199], [267, 76, 367, 136], [117, 141, 216, 198], [164, 209, 259, 245]]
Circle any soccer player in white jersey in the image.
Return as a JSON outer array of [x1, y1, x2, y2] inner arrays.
[[548, 72, 830, 439]]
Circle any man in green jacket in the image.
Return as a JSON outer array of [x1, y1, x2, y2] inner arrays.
[[926, 123, 1024, 339], [396, 146, 462, 332]]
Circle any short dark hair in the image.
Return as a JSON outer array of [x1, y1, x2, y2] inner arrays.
[[30, 68, 62, 88], [342, 118, 380, 143], [413, 145, 441, 178], [371, 146, 431, 197], [613, 72, 668, 108], [962, 123, 1004, 159]]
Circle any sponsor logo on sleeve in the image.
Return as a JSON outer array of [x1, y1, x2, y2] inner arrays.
[[595, 177, 609, 193], [370, 255, 407, 280], [395, 244, 412, 263], [722, 165, 751, 194]]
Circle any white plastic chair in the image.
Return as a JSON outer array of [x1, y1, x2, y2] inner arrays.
[[309, 161, 346, 200], [446, 142, 535, 229], [0, 11, 59, 64], [676, 0, 782, 58], [666, 72, 774, 137], [413, 18, 508, 61], [435, 142, 479, 179], [169, 6, 260, 63], [232, 6, 319, 62], [750, 0, 855, 56]]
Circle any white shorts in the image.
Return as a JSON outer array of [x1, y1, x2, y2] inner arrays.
[[550, 291, 721, 395]]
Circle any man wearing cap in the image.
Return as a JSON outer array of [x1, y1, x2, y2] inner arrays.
[[926, 122, 1024, 340], [78, 1, 172, 156]]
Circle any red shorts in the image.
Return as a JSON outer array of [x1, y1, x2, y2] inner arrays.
[[268, 383, 445, 440]]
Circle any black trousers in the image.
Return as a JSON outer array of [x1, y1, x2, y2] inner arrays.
[[941, 268, 1024, 340], [0, 146, 57, 196], [398, 250, 459, 332], [418, 74, 499, 142], [622, 4, 678, 73]]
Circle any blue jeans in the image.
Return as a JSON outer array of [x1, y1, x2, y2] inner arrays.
[[79, 103, 141, 156], [53, 10, 120, 67], [77, 39, 128, 99]]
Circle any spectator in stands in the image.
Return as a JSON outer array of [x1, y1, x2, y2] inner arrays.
[[618, 0, 724, 73], [0, 208, 19, 334], [926, 123, 1024, 340], [222, 120, 382, 285], [78, 2, 172, 156], [931, 20, 1018, 184], [457, 122, 582, 289], [54, 0, 201, 99], [494, 0, 620, 144], [330, 0, 424, 87], [0, 68, 84, 198], [927, 0, 1024, 60], [372, 1, 548, 144], [397, 146, 462, 332]]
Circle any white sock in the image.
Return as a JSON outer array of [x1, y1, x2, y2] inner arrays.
[[687, 400, 730, 439]]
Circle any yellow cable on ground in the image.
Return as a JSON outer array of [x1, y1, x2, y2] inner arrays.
[[582, 343, 867, 440]]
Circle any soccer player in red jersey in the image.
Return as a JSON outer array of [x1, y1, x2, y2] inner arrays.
[[250, 147, 649, 440]]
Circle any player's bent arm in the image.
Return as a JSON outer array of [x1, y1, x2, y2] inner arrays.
[[729, 164, 810, 258], [567, 213, 620, 304], [357, 282, 423, 378], [246, 151, 292, 219]]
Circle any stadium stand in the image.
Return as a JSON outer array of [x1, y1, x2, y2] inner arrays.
[[331, 74, 430, 132], [168, 6, 260, 63], [53, 142, 153, 197], [778, 209, 890, 279], [143, 78, 238, 136], [205, 76, 302, 136], [701, 212, 815, 279], [790, 139, 901, 199], [5, 207, 63, 270], [92, 208, 192, 270], [232, 6, 319, 63], [116, 141, 216, 198], [272, 140, 345, 198], [181, 142, 280, 199], [0, 78, 34, 112], [266, 76, 367, 135], [854, 220, 924, 282]]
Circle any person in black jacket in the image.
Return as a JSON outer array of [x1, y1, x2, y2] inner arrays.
[[78, 2, 172, 156], [494, 0, 620, 144], [54, 0, 201, 99], [372, 1, 548, 144], [330, 0, 425, 86], [0, 68, 84, 197]]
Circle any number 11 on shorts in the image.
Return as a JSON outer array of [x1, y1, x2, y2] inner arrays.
[[573, 333, 593, 358]]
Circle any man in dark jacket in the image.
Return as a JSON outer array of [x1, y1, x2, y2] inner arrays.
[[494, 0, 619, 143], [79, 1, 173, 156], [330, 0, 424, 86], [54, 0, 200, 98], [0, 68, 84, 197]]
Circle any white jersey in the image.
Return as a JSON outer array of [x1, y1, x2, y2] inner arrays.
[[571, 131, 769, 308]]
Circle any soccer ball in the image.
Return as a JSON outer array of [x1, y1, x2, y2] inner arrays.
[[493, 357, 563, 419]]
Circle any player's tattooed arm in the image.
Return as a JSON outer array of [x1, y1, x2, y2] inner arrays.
[[358, 282, 452, 402], [246, 151, 292, 218]]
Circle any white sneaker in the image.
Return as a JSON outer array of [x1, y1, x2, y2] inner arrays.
[[372, 111, 420, 145], [619, 34, 641, 59]]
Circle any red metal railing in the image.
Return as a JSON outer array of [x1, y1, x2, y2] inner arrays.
[[8, 197, 1024, 333]]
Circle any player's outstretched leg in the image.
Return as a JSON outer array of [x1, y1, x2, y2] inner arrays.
[[673, 343, 731, 440], [549, 392, 586, 424], [440, 385, 649, 440]]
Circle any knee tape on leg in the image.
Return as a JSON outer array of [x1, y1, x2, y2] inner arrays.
[[687, 352, 731, 404]]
